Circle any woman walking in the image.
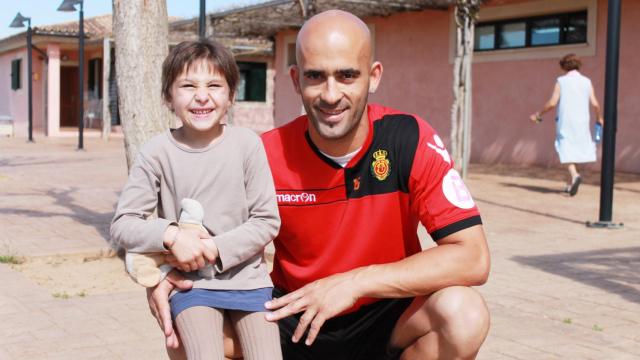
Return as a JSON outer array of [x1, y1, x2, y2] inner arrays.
[[530, 54, 604, 196]]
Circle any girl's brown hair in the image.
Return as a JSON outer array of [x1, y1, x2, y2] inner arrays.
[[161, 40, 239, 103]]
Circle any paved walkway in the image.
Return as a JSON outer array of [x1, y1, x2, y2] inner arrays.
[[1, 136, 639, 359]]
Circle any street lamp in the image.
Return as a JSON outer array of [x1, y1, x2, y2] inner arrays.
[[9, 12, 34, 142], [58, 0, 84, 150], [586, 0, 624, 229], [199, 0, 206, 40]]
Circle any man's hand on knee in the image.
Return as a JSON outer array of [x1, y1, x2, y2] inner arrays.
[[265, 271, 361, 345], [146, 270, 193, 349]]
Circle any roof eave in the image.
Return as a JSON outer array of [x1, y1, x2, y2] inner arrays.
[[204, 0, 461, 39]]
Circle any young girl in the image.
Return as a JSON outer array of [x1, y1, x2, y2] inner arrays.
[[110, 40, 282, 359]]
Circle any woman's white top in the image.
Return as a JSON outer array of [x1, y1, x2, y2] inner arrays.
[[555, 70, 597, 164]]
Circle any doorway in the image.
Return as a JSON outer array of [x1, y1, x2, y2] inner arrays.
[[60, 66, 79, 127]]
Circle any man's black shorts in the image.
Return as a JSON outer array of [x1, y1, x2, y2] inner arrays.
[[273, 287, 413, 360]]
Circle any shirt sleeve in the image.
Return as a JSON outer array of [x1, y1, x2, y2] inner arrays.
[[409, 120, 481, 241], [212, 138, 281, 273], [110, 153, 174, 253]]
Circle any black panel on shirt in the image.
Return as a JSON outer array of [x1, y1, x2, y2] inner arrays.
[[345, 114, 419, 198]]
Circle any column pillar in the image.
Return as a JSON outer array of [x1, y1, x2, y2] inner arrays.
[[46, 44, 60, 136]]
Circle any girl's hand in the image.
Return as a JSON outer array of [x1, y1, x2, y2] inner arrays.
[[165, 237, 219, 273], [166, 226, 217, 272], [201, 238, 219, 264]]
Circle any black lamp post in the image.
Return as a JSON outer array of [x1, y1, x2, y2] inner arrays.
[[587, 0, 624, 229], [9, 12, 34, 143], [199, 0, 206, 40], [58, 0, 84, 150]]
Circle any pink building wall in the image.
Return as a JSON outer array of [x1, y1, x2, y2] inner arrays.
[[0, 52, 14, 123], [272, 0, 640, 173], [0, 48, 46, 137], [368, 10, 453, 140], [233, 102, 275, 133], [274, 30, 303, 127]]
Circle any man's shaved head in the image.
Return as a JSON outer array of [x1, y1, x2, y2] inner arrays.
[[296, 10, 373, 65]]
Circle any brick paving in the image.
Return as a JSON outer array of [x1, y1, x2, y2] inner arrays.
[[1, 136, 639, 359]]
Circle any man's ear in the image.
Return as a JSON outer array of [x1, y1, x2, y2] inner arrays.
[[368, 61, 383, 94], [289, 65, 302, 95]]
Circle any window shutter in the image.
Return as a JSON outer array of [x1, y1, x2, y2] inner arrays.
[[11, 59, 21, 90], [247, 66, 266, 102]]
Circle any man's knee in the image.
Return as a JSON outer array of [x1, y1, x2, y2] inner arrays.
[[391, 287, 489, 356], [429, 286, 490, 352]]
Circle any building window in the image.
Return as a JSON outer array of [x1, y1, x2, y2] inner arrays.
[[88, 58, 103, 99], [11, 59, 21, 90], [474, 11, 587, 51], [236, 62, 266, 102], [286, 42, 296, 67], [499, 22, 526, 48], [531, 17, 561, 46], [475, 26, 495, 50]]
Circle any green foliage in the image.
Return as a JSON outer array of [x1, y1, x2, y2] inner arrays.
[[52, 291, 70, 299], [0, 255, 23, 264]]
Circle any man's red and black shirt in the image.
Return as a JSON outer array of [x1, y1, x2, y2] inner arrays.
[[261, 104, 481, 313]]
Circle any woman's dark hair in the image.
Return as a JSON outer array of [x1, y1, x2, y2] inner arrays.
[[161, 40, 239, 102]]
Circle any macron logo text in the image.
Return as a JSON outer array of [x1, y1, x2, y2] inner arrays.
[[276, 192, 317, 203]]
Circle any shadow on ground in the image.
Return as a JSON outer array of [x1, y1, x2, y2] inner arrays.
[[475, 197, 584, 225], [513, 247, 640, 304], [0, 157, 94, 168], [501, 182, 566, 194], [0, 187, 114, 243]]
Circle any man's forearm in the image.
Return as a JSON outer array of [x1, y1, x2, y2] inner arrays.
[[353, 226, 490, 299]]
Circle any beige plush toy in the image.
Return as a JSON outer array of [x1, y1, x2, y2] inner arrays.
[[125, 198, 216, 287]]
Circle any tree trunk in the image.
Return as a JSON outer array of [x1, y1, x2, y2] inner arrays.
[[451, 15, 463, 170], [113, 0, 172, 170], [461, 13, 475, 179], [450, 0, 480, 179]]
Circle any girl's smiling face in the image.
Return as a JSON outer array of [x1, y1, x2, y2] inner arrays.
[[169, 59, 232, 136]]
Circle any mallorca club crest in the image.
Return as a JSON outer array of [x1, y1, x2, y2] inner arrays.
[[371, 149, 391, 181]]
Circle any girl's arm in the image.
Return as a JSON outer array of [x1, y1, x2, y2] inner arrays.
[[210, 138, 281, 273], [110, 154, 174, 253], [111, 154, 217, 271]]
